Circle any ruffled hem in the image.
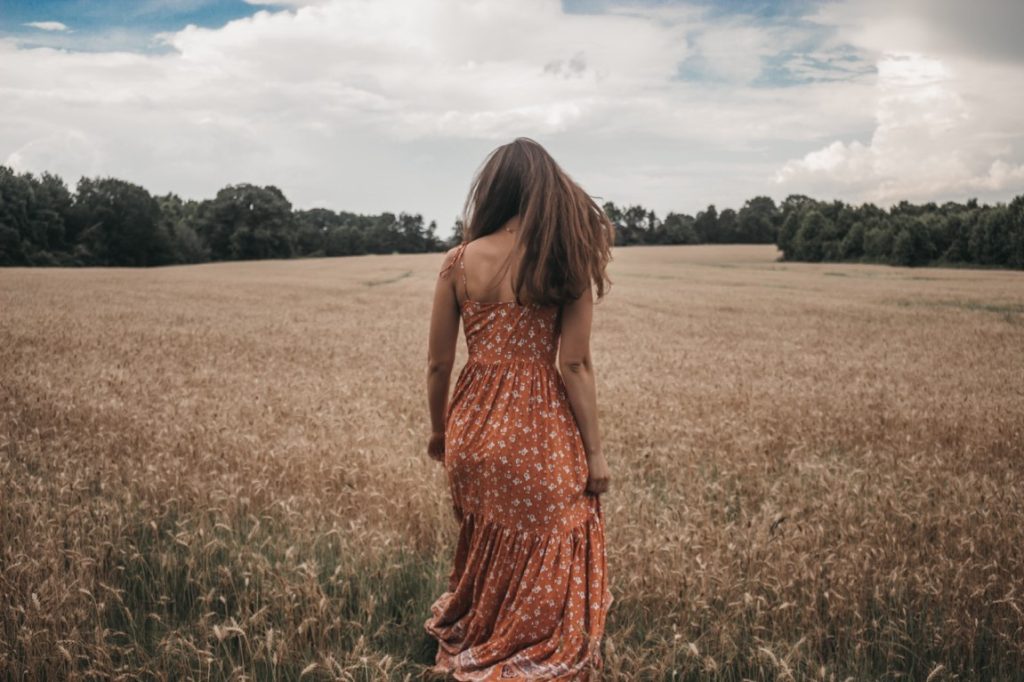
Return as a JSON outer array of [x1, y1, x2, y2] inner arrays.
[[424, 507, 612, 681]]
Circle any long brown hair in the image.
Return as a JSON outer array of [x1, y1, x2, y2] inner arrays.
[[458, 137, 614, 307]]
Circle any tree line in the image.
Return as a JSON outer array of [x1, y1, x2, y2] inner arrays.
[[775, 194, 1024, 268], [1, 164, 1021, 269], [602, 196, 780, 246], [0, 166, 447, 266]]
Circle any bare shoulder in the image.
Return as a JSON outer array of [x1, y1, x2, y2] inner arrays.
[[438, 243, 465, 279], [471, 233, 517, 262]]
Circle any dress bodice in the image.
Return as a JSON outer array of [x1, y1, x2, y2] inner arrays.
[[460, 300, 560, 366], [439, 241, 561, 367]]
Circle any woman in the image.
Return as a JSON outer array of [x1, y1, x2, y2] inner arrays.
[[423, 137, 614, 680]]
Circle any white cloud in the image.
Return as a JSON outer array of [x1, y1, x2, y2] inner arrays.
[[1, 0, 1021, 228], [5, 129, 102, 182], [689, 24, 777, 83], [776, 36, 1024, 205], [811, 0, 1024, 65], [24, 21, 69, 32]]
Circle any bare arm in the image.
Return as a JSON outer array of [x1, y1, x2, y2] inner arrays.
[[425, 247, 462, 461], [557, 284, 611, 495]]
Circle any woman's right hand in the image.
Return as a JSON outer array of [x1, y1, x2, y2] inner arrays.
[[427, 432, 446, 462], [585, 452, 611, 496]]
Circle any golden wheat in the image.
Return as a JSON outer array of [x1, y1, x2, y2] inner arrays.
[[1, 245, 1022, 680]]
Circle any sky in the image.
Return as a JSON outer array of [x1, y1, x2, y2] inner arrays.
[[2, 0, 1023, 236]]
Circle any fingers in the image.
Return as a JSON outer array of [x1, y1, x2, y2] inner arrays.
[[427, 434, 446, 462]]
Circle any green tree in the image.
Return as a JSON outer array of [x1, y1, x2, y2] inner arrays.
[[777, 212, 800, 258], [157, 193, 208, 264], [694, 205, 718, 243], [863, 225, 893, 261], [1008, 196, 1024, 268], [717, 208, 738, 243], [969, 206, 1011, 265], [602, 202, 624, 246], [840, 222, 865, 260], [819, 212, 843, 261], [793, 210, 827, 261], [619, 205, 649, 245], [0, 224, 23, 265], [197, 184, 296, 261], [68, 176, 168, 266], [325, 225, 367, 256], [737, 196, 779, 243], [660, 212, 698, 244], [294, 208, 340, 256], [889, 215, 933, 265], [397, 212, 431, 252]]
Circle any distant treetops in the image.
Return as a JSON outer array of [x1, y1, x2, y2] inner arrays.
[[0, 167, 445, 267], [1, 165, 1020, 269], [605, 194, 1024, 269]]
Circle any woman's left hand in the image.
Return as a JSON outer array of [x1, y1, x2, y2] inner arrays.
[[427, 432, 446, 462]]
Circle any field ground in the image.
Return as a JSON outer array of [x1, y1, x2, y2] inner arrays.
[[2, 244, 1023, 680]]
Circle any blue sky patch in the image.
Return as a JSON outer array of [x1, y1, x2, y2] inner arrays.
[[1, 0, 266, 52]]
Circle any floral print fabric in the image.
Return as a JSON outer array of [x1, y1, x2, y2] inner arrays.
[[425, 242, 613, 681]]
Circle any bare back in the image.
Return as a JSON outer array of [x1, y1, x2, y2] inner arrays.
[[455, 232, 523, 306]]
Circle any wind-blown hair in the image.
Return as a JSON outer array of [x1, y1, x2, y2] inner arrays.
[[458, 137, 614, 308]]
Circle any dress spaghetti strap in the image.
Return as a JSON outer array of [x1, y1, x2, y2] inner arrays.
[[457, 245, 470, 301], [438, 242, 471, 303], [438, 242, 466, 280]]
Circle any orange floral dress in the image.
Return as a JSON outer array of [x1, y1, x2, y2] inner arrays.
[[425, 241, 613, 681]]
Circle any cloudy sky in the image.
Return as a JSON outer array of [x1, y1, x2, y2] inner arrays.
[[2, 0, 1023, 236]]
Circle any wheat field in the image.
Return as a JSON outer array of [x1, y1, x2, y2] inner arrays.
[[2, 245, 1023, 681]]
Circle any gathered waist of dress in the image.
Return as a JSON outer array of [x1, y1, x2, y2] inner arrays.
[[465, 353, 558, 368]]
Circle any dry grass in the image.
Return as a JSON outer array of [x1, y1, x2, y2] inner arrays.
[[2, 245, 1022, 681]]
